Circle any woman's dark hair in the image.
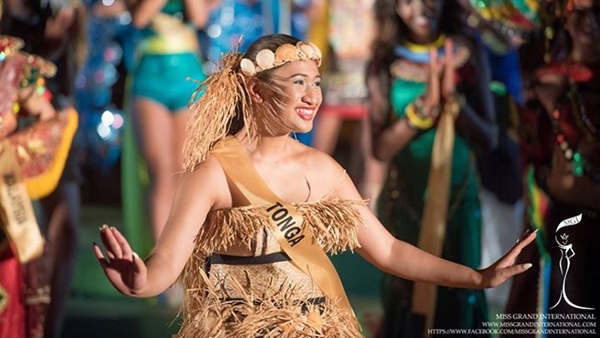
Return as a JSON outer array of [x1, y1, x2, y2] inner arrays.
[[370, 0, 464, 69], [242, 34, 302, 79], [243, 34, 301, 59]]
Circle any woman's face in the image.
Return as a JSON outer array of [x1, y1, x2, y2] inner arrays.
[[566, 0, 600, 48], [268, 59, 322, 134], [396, 0, 442, 43]]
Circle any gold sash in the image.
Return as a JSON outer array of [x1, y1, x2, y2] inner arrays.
[[0, 139, 44, 263], [411, 102, 458, 336], [210, 136, 359, 329]]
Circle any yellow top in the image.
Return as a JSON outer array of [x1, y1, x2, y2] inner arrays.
[[138, 13, 199, 55]]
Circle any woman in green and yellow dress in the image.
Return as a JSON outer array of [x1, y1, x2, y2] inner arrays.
[[368, 0, 499, 336]]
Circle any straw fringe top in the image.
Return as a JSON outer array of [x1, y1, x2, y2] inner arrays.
[[176, 198, 367, 338], [193, 197, 366, 258]]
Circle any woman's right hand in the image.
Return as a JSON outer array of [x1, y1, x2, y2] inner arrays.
[[424, 39, 458, 113], [423, 46, 443, 110], [417, 44, 451, 121], [93, 225, 148, 296]]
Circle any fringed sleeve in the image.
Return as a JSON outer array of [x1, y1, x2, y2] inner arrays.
[[297, 198, 366, 254]]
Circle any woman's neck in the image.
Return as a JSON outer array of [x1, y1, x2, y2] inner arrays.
[[570, 44, 600, 65], [395, 33, 447, 63], [403, 33, 445, 50], [237, 131, 295, 162], [406, 31, 443, 46]]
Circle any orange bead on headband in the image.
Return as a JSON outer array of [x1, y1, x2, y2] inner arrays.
[[239, 41, 322, 76]]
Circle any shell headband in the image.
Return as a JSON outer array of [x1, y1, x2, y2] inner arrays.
[[239, 41, 322, 76]]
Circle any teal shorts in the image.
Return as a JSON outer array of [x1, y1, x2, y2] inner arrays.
[[131, 52, 206, 111]]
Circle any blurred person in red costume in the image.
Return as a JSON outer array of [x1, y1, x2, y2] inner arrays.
[[504, 0, 600, 335], [0, 0, 83, 337], [0, 29, 76, 338]]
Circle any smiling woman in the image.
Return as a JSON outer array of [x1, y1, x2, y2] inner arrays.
[[183, 34, 324, 163], [94, 33, 537, 338], [243, 52, 322, 134], [367, 0, 502, 336]]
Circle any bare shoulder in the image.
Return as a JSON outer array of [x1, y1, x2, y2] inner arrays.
[[178, 155, 232, 210], [533, 76, 566, 114], [298, 144, 350, 199], [301, 145, 344, 175]]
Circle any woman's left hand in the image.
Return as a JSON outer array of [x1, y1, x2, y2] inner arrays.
[[477, 229, 537, 288]]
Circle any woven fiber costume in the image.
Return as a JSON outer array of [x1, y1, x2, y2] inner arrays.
[[178, 137, 364, 337], [173, 35, 366, 337]]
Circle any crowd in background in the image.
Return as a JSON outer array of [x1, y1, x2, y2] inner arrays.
[[1, 0, 598, 337]]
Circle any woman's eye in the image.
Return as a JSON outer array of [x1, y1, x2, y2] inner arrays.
[[313, 81, 322, 87], [294, 79, 306, 85]]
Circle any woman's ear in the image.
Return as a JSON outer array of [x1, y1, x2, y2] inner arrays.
[[246, 77, 264, 103]]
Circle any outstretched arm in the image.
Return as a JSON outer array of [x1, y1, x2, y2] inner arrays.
[[327, 159, 535, 289], [94, 156, 230, 297]]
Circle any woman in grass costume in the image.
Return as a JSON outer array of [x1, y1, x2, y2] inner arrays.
[[95, 33, 536, 337]]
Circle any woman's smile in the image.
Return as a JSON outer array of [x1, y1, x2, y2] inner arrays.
[[296, 107, 317, 120]]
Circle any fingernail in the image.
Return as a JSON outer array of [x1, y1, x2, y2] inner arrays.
[[99, 225, 107, 231], [132, 252, 139, 260], [524, 263, 533, 270]]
